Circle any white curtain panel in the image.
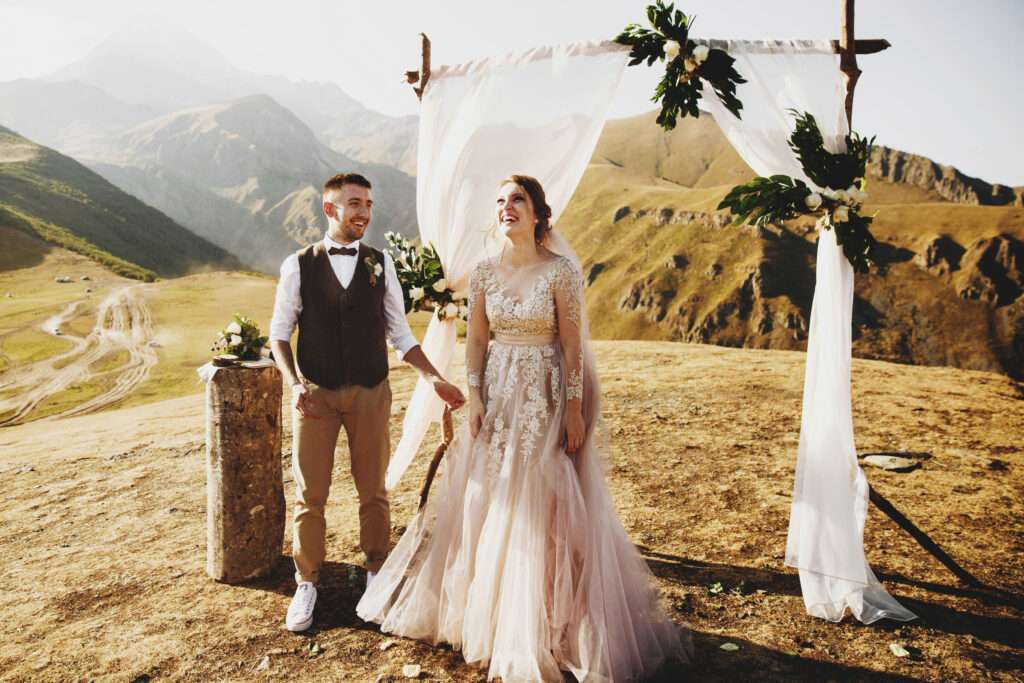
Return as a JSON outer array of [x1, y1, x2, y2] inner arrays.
[[702, 39, 915, 623], [386, 40, 629, 490]]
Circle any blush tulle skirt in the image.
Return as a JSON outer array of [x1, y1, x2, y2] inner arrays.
[[357, 341, 690, 682]]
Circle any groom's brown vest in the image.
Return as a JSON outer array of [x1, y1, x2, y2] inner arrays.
[[296, 242, 389, 389]]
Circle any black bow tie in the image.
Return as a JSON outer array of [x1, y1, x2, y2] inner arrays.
[[329, 246, 357, 256]]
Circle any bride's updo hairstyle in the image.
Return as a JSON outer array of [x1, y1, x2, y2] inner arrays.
[[501, 175, 552, 244]]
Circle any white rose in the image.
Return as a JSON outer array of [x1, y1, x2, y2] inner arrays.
[[664, 40, 681, 61], [444, 302, 459, 318], [458, 303, 469, 319], [804, 192, 823, 211], [821, 187, 838, 200], [833, 205, 850, 223], [684, 57, 698, 73], [432, 278, 447, 293], [834, 189, 848, 204], [226, 321, 242, 335], [374, 263, 383, 276], [410, 286, 424, 301], [230, 334, 242, 346], [692, 44, 710, 63]]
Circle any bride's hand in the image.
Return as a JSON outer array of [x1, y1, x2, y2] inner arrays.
[[563, 408, 585, 455], [469, 394, 484, 438]]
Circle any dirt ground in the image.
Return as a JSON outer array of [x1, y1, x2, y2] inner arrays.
[[0, 341, 1021, 682]]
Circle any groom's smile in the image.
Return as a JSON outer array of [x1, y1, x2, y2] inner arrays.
[[324, 184, 374, 243]]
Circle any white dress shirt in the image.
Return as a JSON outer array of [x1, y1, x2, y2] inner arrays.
[[269, 235, 419, 360]]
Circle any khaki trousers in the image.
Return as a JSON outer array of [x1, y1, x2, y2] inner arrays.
[[291, 378, 392, 584]]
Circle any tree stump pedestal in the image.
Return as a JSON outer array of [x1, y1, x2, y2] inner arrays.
[[205, 364, 284, 583]]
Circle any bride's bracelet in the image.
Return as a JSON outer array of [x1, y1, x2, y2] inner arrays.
[[567, 369, 583, 401], [468, 372, 482, 388]]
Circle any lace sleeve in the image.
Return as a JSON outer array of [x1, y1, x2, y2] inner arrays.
[[466, 260, 490, 390], [552, 257, 584, 402]]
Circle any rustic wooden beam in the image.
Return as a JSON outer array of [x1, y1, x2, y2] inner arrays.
[[839, 0, 861, 127], [839, 1, 978, 587], [830, 38, 891, 55], [408, 33, 431, 101]]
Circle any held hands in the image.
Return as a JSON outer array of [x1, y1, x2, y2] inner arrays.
[[563, 406, 585, 455], [432, 378, 466, 411]]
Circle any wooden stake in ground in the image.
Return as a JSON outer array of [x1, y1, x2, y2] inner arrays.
[[205, 365, 285, 583]]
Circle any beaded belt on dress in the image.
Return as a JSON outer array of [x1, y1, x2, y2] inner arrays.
[[493, 332, 557, 346]]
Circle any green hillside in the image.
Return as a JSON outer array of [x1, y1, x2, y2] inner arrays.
[[0, 125, 242, 279]]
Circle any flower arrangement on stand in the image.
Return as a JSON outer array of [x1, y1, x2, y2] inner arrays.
[[717, 110, 878, 272], [211, 314, 268, 361], [384, 232, 467, 322], [615, 1, 745, 130]]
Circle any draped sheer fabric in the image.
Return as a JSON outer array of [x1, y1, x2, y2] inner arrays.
[[701, 39, 915, 623], [386, 41, 629, 490]]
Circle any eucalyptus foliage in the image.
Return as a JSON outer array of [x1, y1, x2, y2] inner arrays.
[[718, 111, 878, 273], [615, 1, 745, 130]]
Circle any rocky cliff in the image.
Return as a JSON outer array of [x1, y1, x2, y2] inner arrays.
[[557, 112, 1024, 378]]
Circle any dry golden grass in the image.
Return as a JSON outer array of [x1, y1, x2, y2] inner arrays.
[[0, 341, 1020, 681]]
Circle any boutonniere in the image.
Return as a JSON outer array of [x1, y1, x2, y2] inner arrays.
[[364, 255, 383, 286]]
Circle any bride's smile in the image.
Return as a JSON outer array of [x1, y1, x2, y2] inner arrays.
[[495, 182, 535, 237]]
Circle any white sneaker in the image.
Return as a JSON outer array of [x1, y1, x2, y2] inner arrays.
[[286, 582, 317, 632]]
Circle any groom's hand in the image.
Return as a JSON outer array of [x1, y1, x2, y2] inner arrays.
[[432, 379, 466, 410], [291, 383, 320, 419]]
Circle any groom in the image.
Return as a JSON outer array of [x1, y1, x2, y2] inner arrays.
[[269, 172, 465, 632]]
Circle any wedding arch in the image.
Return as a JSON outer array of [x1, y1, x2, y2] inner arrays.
[[385, 0, 966, 625]]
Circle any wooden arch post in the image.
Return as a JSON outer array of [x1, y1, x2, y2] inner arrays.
[[838, 0, 980, 587]]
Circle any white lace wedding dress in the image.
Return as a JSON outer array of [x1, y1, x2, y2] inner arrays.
[[357, 254, 689, 682]]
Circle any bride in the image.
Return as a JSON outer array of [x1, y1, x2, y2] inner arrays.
[[357, 175, 690, 681]]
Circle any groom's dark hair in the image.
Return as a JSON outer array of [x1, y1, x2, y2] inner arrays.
[[323, 172, 372, 193]]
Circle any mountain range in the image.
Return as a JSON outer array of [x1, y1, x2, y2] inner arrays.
[[82, 94, 417, 273], [1, 30, 1020, 378], [0, 29, 419, 273], [0, 125, 239, 279]]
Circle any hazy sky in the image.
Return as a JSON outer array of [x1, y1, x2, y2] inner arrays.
[[1, 0, 1021, 184]]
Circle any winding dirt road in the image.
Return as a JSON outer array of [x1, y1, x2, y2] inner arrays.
[[0, 286, 157, 426]]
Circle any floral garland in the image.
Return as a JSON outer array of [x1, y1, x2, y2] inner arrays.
[[615, 1, 745, 130], [717, 110, 878, 273], [384, 232, 468, 321], [211, 314, 268, 361]]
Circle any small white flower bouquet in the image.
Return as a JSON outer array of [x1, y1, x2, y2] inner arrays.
[[211, 314, 268, 361], [384, 232, 468, 322]]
